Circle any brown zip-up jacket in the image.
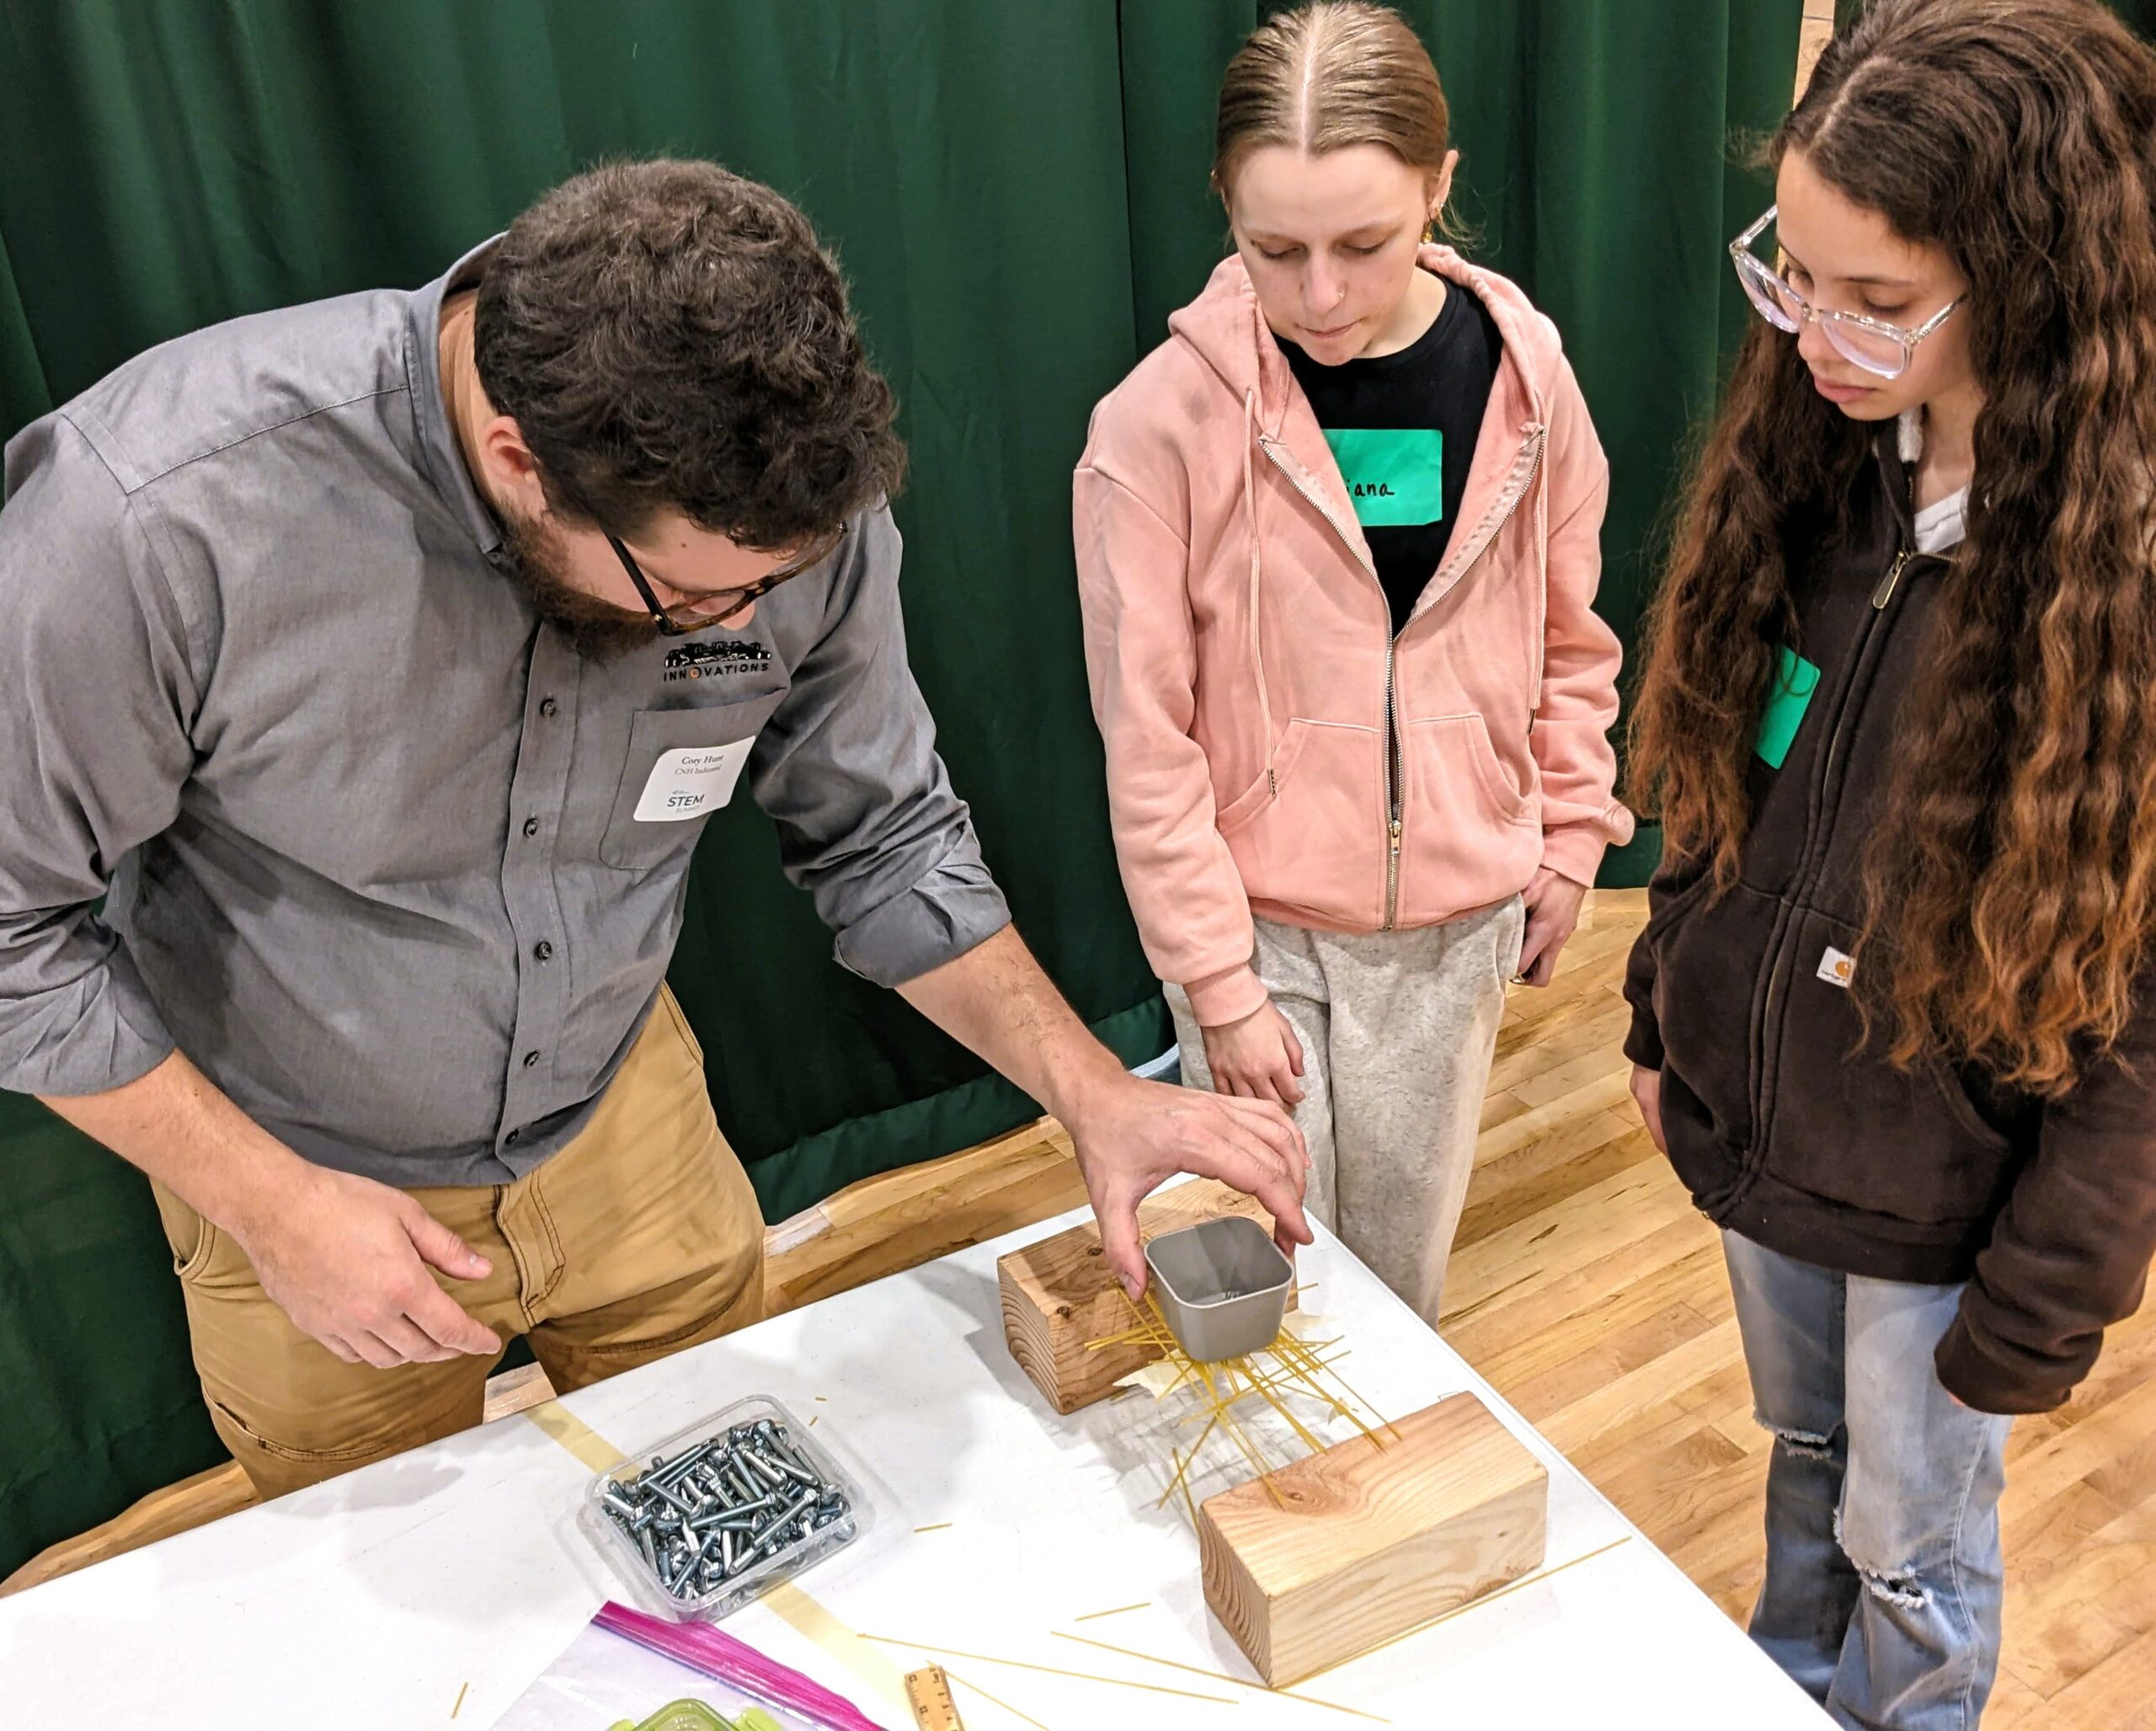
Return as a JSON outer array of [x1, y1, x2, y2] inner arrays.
[[1624, 431, 2156, 1414]]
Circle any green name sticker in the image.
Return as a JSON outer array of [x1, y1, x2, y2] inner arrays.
[[1321, 427, 1447, 527], [1755, 645, 1821, 769]]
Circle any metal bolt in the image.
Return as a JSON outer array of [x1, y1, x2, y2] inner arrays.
[[645, 1477, 698, 1520]]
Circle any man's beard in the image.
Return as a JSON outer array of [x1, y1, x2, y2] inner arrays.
[[497, 511, 659, 666]]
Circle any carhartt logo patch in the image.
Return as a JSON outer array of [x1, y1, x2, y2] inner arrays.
[[662, 639, 772, 683], [1817, 946, 1854, 989]]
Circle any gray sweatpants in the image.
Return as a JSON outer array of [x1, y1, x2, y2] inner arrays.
[[1166, 897, 1523, 1327]]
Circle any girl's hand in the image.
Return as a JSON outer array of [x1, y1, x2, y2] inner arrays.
[[1630, 1064, 1667, 1154], [1200, 1002, 1306, 1108], [1517, 867, 1588, 986]]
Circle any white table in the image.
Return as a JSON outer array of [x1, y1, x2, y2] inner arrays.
[[0, 1189, 1826, 1728]]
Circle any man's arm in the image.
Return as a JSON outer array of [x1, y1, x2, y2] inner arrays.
[[1, 414, 494, 1368], [899, 925, 1310, 1296], [744, 505, 1013, 987], [1935, 996, 2156, 1413]]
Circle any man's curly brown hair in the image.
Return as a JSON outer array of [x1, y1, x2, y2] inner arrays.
[[473, 158, 905, 549], [1629, 0, 2156, 1094]]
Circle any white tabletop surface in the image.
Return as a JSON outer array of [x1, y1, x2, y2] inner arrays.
[[0, 1185, 1825, 1728]]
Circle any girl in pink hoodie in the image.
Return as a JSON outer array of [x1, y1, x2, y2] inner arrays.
[[1073, 2, 1630, 1322]]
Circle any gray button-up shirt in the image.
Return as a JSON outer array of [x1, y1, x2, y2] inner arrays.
[[0, 241, 1010, 1186]]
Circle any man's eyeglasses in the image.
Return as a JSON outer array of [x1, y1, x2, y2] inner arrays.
[[608, 532, 839, 637], [1730, 206, 1964, 381]]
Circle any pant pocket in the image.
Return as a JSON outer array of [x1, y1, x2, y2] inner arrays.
[[204, 1356, 494, 1499], [152, 1182, 227, 1285], [211, 1397, 399, 1467], [1491, 895, 1528, 990], [658, 980, 707, 1066]]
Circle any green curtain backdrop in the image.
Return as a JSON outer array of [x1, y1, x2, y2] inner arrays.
[[0, 0, 1797, 1576]]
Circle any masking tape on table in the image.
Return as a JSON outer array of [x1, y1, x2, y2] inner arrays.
[[528, 1397, 625, 1472], [528, 1398, 910, 1712]]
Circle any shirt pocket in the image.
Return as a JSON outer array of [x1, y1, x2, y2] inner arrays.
[[598, 695, 786, 872]]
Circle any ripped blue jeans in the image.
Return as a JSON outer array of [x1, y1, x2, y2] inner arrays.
[[1722, 1232, 2014, 1731]]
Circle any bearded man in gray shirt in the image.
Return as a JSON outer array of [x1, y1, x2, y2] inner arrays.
[[0, 159, 1309, 1495]]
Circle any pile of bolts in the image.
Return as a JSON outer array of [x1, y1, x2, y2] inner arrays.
[[600, 1418, 855, 1601]]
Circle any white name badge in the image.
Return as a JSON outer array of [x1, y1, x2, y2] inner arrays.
[[632, 737, 755, 822]]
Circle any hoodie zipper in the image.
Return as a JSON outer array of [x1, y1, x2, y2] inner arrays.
[[1872, 547, 1912, 610], [1385, 644, 1404, 926], [1259, 424, 1546, 931], [1409, 425, 1548, 628], [1389, 427, 1545, 927], [1750, 543, 1918, 1167], [1257, 433, 1415, 922]]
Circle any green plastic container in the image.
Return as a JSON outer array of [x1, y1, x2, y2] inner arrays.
[[613, 1700, 787, 1731]]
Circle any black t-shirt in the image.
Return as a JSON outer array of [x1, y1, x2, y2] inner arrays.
[[1281, 277, 1503, 636]]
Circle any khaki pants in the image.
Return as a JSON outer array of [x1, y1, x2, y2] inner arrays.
[[152, 986, 766, 1499], [1167, 898, 1522, 1327]]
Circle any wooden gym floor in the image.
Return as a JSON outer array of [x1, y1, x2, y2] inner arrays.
[[8, 890, 2151, 1731]]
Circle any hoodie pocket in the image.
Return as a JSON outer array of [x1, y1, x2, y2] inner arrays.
[[1760, 908, 2020, 1225], [1216, 720, 1313, 836], [1406, 713, 1534, 823], [1651, 878, 1780, 1157], [1392, 713, 1542, 926], [1222, 718, 1388, 927]]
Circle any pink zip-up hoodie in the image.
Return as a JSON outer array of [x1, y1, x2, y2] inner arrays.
[[1074, 247, 1633, 1029]]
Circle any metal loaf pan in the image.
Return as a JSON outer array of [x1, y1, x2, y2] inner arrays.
[[1143, 1215, 1293, 1362]]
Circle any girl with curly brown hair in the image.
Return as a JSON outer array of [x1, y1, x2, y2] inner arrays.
[[1625, 1, 2156, 1723]]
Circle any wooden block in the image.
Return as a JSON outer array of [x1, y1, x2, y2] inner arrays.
[[997, 1179, 1295, 1415], [1198, 1392, 1548, 1686]]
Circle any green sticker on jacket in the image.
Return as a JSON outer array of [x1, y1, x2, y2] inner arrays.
[[1755, 646, 1821, 769], [1321, 427, 1447, 527]]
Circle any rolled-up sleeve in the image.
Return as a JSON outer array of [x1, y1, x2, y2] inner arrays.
[[0, 414, 200, 1094], [744, 505, 1011, 986]]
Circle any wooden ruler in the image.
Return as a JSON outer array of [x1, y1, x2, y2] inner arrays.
[[904, 1663, 966, 1730]]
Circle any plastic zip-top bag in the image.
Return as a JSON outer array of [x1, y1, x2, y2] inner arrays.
[[495, 1601, 892, 1731]]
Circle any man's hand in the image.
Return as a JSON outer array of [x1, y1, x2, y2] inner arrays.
[[232, 1163, 500, 1368], [1064, 1071, 1312, 1299], [1200, 1002, 1305, 1107], [894, 926, 1315, 1301], [1630, 1063, 1667, 1154], [41, 1049, 500, 1371], [1517, 867, 1588, 987]]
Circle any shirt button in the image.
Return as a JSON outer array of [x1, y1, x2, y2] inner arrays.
[[533, 941, 554, 962], [539, 697, 559, 719], [522, 816, 540, 837], [504, 1128, 521, 1146], [522, 1050, 540, 1068]]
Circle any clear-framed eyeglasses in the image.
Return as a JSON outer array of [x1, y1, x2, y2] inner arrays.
[[1729, 206, 1964, 381]]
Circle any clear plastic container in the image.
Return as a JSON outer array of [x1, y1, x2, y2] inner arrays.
[[581, 1394, 872, 1622]]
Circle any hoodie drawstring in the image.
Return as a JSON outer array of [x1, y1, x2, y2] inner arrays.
[[1243, 389, 1278, 797]]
